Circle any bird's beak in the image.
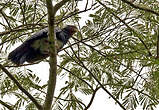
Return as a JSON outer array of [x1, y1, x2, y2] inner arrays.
[[71, 27, 78, 35], [74, 26, 78, 32]]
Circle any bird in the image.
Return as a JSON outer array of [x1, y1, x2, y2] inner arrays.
[[8, 25, 78, 65]]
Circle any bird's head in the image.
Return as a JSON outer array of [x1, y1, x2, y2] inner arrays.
[[64, 25, 78, 36]]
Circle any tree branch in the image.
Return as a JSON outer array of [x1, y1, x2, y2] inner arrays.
[[0, 64, 43, 110], [75, 58, 127, 110], [56, 2, 95, 25], [0, 23, 44, 37], [120, 0, 159, 16], [54, 96, 86, 108], [57, 65, 94, 90], [43, 0, 70, 110], [72, 36, 148, 84], [0, 10, 11, 29], [0, 99, 13, 110], [65, 44, 126, 110], [84, 88, 99, 110], [17, 0, 27, 25], [96, 0, 152, 57], [44, 1, 56, 109], [157, 31, 159, 58]]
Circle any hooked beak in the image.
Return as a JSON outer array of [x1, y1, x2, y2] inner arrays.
[[71, 26, 78, 35], [73, 26, 78, 33]]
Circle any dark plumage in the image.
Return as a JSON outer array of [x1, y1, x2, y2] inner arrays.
[[8, 25, 77, 65]]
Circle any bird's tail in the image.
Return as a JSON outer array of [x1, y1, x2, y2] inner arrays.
[[8, 44, 29, 65]]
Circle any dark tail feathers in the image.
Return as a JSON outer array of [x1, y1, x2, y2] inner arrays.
[[8, 44, 29, 65]]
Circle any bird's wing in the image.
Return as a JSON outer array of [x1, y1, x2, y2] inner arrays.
[[26, 27, 61, 43], [54, 27, 61, 33], [28, 27, 63, 53], [25, 28, 48, 43]]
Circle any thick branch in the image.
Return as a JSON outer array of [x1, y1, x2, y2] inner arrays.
[[43, 0, 70, 110], [0, 64, 43, 110], [44, 1, 56, 109], [157, 31, 159, 58]]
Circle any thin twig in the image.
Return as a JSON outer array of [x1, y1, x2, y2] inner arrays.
[[0, 99, 13, 110], [0, 32, 31, 46], [0, 10, 11, 29], [56, 2, 95, 25], [57, 65, 94, 90], [54, 96, 86, 108], [17, 0, 27, 25], [84, 87, 99, 110], [120, 0, 159, 16], [0, 24, 44, 37], [5, 62, 40, 68]]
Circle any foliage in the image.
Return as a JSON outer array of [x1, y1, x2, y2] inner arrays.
[[0, 0, 159, 110]]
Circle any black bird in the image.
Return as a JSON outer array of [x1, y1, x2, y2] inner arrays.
[[8, 25, 77, 65]]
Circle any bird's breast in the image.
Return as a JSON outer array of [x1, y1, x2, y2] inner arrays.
[[31, 38, 49, 54], [31, 38, 64, 54]]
